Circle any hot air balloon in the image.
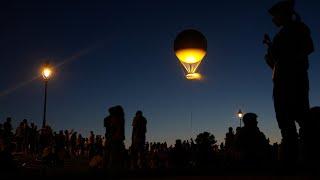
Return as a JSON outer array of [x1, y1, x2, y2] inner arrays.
[[174, 29, 207, 80]]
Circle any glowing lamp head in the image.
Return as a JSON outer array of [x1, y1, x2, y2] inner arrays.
[[42, 67, 52, 80], [237, 110, 243, 118]]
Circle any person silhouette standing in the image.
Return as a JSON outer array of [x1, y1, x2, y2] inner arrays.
[[225, 127, 235, 151], [131, 110, 147, 169], [104, 105, 125, 170], [264, 0, 314, 163], [234, 113, 270, 169], [3, 117, 13, 147]]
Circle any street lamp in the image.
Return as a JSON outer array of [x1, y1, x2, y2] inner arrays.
[[237, 109, 243, 128], [41, 63, 52, 128], [42, 68, 52, 80]]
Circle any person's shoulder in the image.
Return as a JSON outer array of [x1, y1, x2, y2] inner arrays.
[[257, 130, 267, 140], [235, 129, 245, 139], [292, 22, 311, 35]]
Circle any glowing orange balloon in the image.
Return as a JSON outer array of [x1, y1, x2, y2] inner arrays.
[[174, 29, 207, 80]]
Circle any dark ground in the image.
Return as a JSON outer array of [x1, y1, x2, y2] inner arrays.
[[1, 153, 318, 179]]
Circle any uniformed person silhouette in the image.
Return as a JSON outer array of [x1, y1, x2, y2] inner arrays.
[[264, 0, 314, 163]]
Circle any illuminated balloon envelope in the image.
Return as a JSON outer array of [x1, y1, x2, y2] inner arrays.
[[174, 29, 207, 80]]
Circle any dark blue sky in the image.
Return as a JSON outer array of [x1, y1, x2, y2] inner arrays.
[[1, 0, 319, 145]]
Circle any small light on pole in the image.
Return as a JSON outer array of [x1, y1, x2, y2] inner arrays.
[[41, 63, 53, 128], [237, 109, 243, 128], [42, 67, 52, 80]]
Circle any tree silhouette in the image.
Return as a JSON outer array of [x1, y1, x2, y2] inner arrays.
[[195, 132, 217, 168], [195, 132, 217, 147]]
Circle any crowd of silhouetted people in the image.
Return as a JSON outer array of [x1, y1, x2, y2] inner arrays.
[[2, 0, 320, 177], [1, 105, 320, 175], [0, 117, 106, 170]]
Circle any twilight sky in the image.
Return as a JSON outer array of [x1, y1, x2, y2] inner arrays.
[[0, 0, 319, 145]]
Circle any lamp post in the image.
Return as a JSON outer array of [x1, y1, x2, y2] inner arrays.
[[41, 64, 52, 128], [237, 109, 243, 128]]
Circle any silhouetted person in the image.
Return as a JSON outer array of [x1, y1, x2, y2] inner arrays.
[[76, 134, 84, 156], [56, 130, 65, 150], [225, 127, 235, 150], [3, 117, 13, 145], [3, 117, 12, 134], [131, 110, 147, 169], [15, 122, 24, 152], [95, 135, 104, 156], [220, 142, 225, 152], [89, 135, 104, 170], [29, 123, 38, 154], [172, 139, 188, 169], [88, 131, 95, 158], [264, 0, 314, 163], [105, 105, 125, 170], [22, 119, 30, 153], [235, 127, 241, 136], [224, 127, 237, 166], [55, 130, 66, 167], [39, 126, 53, 155], [65, 129, 73, 154], [70, 131, 77, 157], [234, 113, 270, 169]]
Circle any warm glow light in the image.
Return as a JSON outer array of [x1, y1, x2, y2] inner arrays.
[[42, 68, 52, 80], [186, 73, 201, 80], [175, 48, 206, 64], [237, 111, 243, 118]]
